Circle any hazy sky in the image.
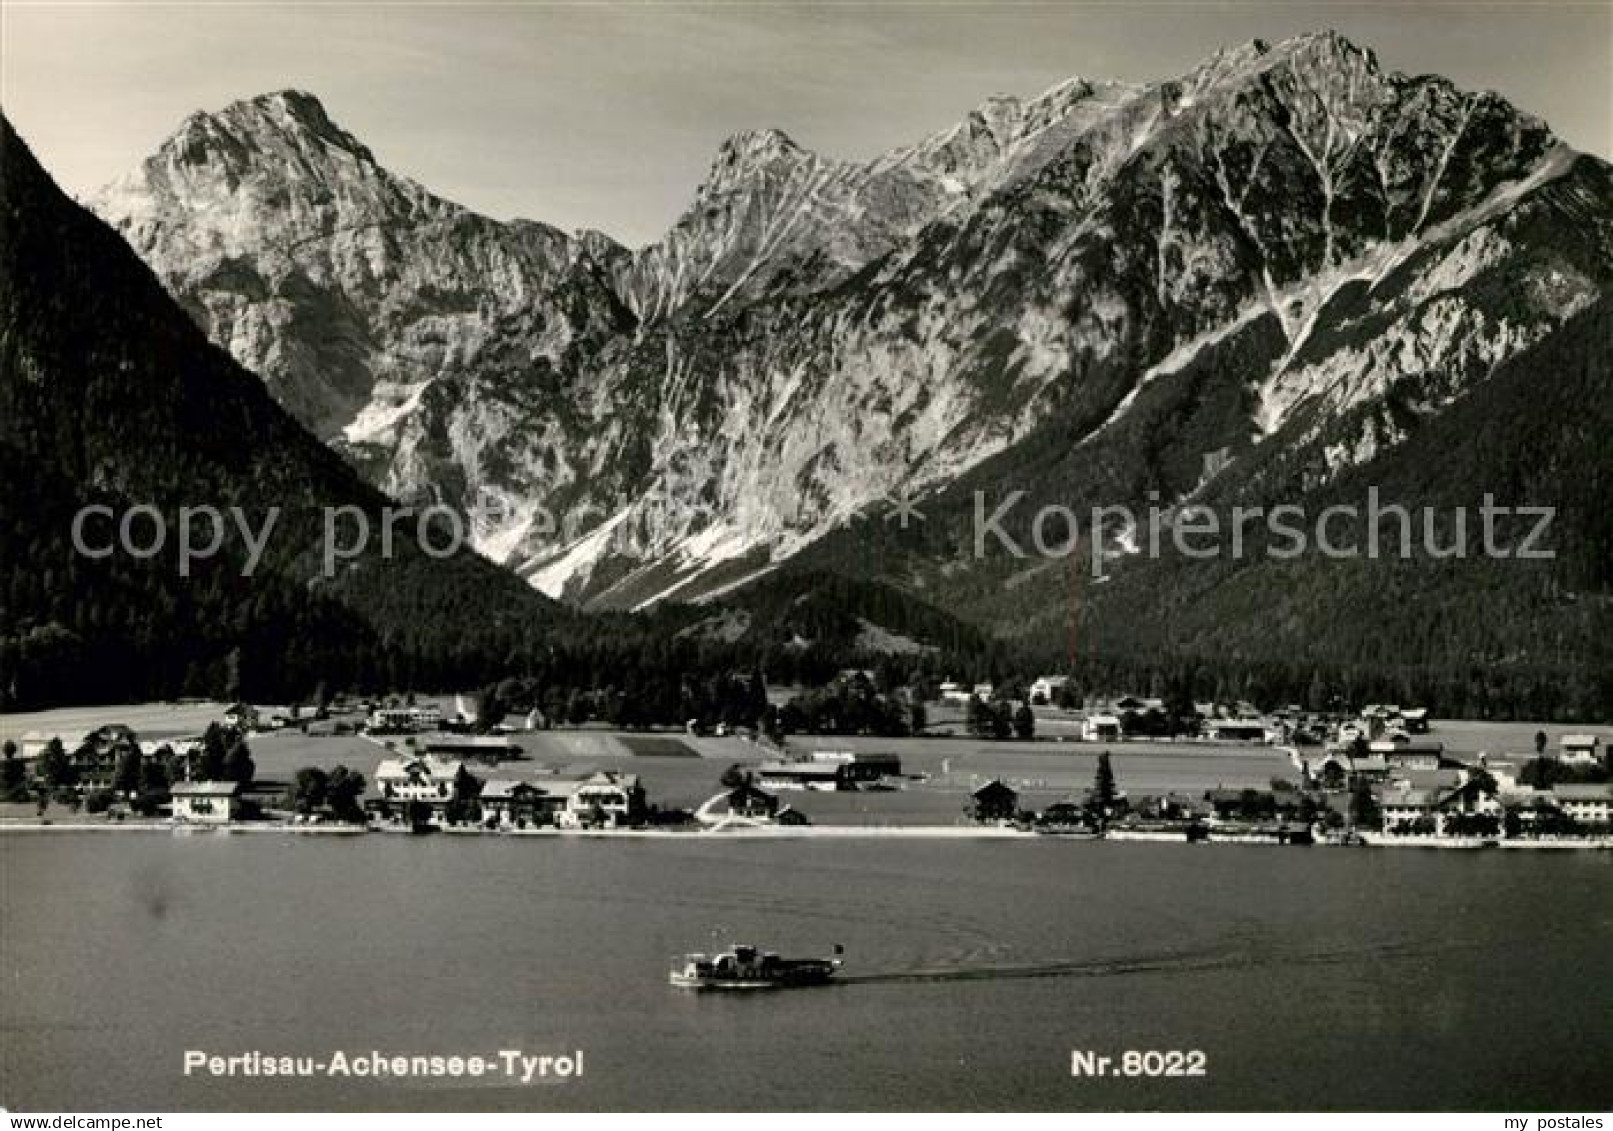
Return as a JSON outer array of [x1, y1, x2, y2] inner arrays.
[[3, 1, 1608, 245]]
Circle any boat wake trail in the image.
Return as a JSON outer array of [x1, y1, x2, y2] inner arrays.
[[834, 953, 1224, 986], [835, 937, 1467, 987]]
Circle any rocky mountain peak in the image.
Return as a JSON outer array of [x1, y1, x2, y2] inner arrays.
[[972, 92, 1023, 127], [1267, 29, 1382, 90], [162, 89, 375, 176], [703, 127, 812, 187], [1279, 29, 1375, 66], [95, 86, 456, 261], [91, 89, 626, 443], [1209, 34, 1273, 67], [1024, 75, 1102, 109], [716, 126, 805, 163], [1178, 30, 1379, 104], [246, 89, 372, 154]]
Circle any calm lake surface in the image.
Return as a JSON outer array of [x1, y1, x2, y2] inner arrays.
[[2, 835, 1609, 1111]]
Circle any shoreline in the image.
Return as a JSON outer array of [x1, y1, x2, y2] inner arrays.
[[2, 819, 1608, 848]]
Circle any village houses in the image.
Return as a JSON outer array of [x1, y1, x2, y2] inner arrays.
[[970, 779, 1019, 823], [1560, 735, 1601, 764], [562, 771, 645, 828], [1028, 676, 1071, 705], [170, 780, 242, 824], [1550, 784, 1612, 828]]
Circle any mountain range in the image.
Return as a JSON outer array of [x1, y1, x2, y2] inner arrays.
[[5, 30, 1610, 715]]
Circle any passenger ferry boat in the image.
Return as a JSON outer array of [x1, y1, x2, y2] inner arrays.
[[669, 943, 843, 990]]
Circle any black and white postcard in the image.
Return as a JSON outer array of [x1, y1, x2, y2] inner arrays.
[[1, 0, 1610, 1118]]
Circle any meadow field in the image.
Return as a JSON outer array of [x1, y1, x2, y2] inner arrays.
[[0, 701, 229, 745]]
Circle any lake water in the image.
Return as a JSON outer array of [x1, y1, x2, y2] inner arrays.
[[2, 834, 1609, 1111]]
